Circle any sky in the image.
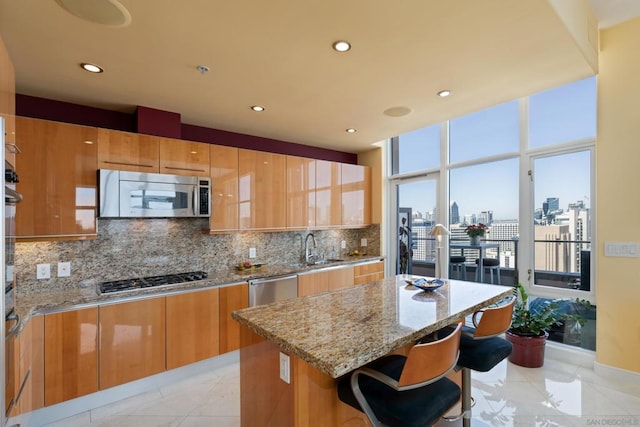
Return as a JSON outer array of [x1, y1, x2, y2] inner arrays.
[[397, 77, 595, 221]]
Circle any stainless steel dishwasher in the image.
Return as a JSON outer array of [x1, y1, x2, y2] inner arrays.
[[248, 274, 298, 306]]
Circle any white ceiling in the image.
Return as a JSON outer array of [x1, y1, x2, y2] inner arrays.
[[0, 1, 638, 153]]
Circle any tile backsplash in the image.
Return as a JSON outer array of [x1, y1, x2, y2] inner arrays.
[[15, 219, 380, 294]]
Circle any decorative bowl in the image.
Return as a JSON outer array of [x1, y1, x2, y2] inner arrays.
[[405, 277, 444, 292]]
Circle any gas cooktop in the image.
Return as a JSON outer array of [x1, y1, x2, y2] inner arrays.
[[99, 271, 208, 294]]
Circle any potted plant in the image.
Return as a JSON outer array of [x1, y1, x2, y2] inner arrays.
[[464, 223, 488, 246], [506, 283, 586, 368]]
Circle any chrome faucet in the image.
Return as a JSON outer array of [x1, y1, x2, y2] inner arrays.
[[304, 233, 317, 264]]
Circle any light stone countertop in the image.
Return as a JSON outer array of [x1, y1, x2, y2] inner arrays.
[[13, 256, 384, 333], [232, 276, 514, 378]]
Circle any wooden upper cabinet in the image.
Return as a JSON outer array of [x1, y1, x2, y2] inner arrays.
[[286, 156, 315, 229], [219, 283, 249, 354], [238, 149, 286, 230], [15, 117, 98, 241], [97, 129, 160, 172], [166, 288, 220, 370], [315, 160, 341, 228], [341, 164, 371, 227], [0, 36, 16, 166], [44, 308, 97, 406], [209, 144, 239, 232], [159, 137, 210, 176], [99, 298, 166, 390]]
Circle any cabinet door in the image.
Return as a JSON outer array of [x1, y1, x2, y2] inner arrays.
[[44, 308, 97, 406], [166, 289, 220, 369], [0, 36, 16, 166], [353, 261, 385, 285], [15, 117, 98, 240], [99, 298, 165, 390], [298, 266, 354, 297], [9, 315, 44, 417], [286, 156, 315, 229], [159, 138, 210, 176], [341, 164, 371, 227], [219, 283, 249, 353], [238, 149, 286, 230], [315, 161, 341, 228], [97, 129, 160, 172], [209, 144, 239, 232]]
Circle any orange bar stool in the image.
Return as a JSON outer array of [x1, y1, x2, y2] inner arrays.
[[453, 297, 515, 427], [338, 323, 463, 427]]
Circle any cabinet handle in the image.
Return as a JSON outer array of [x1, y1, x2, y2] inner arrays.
[[6, 310, 20, 339], [5, 187, 23, 205], [5, 142, 21, 154], [164, 166, 206, 173], [103, 161, 154, 168]]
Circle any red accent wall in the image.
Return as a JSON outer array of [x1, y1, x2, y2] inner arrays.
[[136, 106, 181, 139], [16, 94, 357, 164]]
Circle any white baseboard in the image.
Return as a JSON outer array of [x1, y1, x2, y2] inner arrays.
[[20, 351, 239, 427], [545, 340, 595, 368], [594, 359, 640, 387]]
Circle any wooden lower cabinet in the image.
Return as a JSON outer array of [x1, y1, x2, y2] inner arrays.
[[12, 315, 44, 416], [166, 289, 220, 369], [298, 266, 355, 297], [219, 283, 249, 354], [99, 298, 166, 390], [353, 260, 385, 285], [44, 308, 98, 406]]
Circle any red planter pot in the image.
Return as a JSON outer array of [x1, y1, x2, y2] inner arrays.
[[505, 330, 549, 368]]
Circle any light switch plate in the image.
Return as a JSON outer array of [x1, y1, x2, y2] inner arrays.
[[361, 238, 368, 247], [341, 240, 346, 249], [604, 241, 639, 257], [37, 263, 51, 280], [249, 247, 257, 258], [279, 352, 290, 384]]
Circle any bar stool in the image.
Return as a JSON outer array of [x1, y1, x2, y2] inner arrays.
[[337, 323, 463, 427], [450, 255, 466, 280], [454, 297, 515, 427], [474, 258, 501, 284]]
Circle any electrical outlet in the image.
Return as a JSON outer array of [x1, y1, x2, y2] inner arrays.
[[279, 352, 290, 384], [361, 238, 368, 247], [57, 261, 71, 277], [249, 247, 257, 258], [341, 240, 346, 249], [36, 263, 51, 280]]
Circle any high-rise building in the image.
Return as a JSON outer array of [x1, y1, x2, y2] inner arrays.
[[478, 210, 493, 225], [546, 197, 560, 212], [450, 201, 460, 224]]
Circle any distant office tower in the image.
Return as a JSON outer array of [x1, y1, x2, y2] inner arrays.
[[478, 210, 493, 225], [546, 197, 560, 212], [450, 201, 460, 224], [491, 220, 519, 267], [554, 201, 591, 273], [534, 224, 572, 272]]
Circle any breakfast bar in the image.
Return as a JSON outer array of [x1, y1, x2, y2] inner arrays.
[[232, 275, 513, 426]]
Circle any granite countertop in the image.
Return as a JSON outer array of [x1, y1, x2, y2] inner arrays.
[[14, 256, 384, 332], [232, 276, 513, 378]]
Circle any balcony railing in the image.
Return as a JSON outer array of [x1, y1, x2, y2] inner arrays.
[[407, 236, 590, 291]]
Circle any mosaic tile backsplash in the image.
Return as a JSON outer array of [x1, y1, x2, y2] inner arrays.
[[15, 219, 380, 295]]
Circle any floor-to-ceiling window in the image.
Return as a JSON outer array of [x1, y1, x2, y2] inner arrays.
[[388, 76, 596, 351]]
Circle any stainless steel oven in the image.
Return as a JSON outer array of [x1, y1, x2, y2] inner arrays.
[[2, 117, 23, 425]]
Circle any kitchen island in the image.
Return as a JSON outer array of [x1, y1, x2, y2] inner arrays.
[[232, 275, 513, 426]]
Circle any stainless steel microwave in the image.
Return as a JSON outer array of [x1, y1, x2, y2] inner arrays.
[[98, 169, 211, 218]]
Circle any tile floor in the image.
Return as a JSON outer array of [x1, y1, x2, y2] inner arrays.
[[43, 356, 640, 427]]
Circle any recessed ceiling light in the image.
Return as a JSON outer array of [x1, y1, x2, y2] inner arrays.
[[81, 63, 103, 73], [332, 41, 352, 52], [437, 90, 452, 97], [383, 106, 413, 117], [346, 128, 357, 133], [251, 105, 265, 112]]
